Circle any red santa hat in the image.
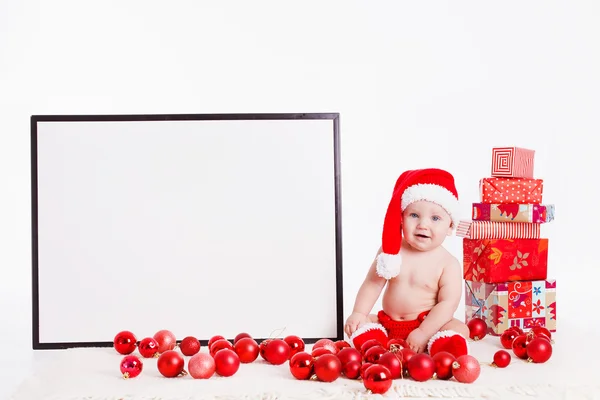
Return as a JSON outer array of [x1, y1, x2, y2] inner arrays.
[[376, 168, 460, 279]]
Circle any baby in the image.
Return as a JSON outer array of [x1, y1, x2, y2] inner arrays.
[[345, 168, 470, 357]]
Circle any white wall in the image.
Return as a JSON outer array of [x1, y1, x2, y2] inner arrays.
[[2, 0, 599, 367]]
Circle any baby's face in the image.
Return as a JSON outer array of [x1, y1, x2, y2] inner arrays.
[[401, 200, 452, 251]]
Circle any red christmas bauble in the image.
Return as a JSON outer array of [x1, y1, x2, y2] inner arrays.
[[120, 355, 143, 378], [387, 338, 408, 352], [234, 337, 259, 363], [138, 337, 160, 358], [208, 335, 225, 348], [313, 338, 337, 354], [407, 353, 435, 382], [363, 365, 393, 395], [336, 347, 362, 367], [512, 334, 529, 359], [179, 336, 200, 356], [452, 355, 481, 383], [289, 351, 314, 380], [157, 350, 185, 378], [114, 331, 137, 355], [527, 337, 552, 363], [360, 362, 373, 380], [467, 318, 487, 341], [284, 335, 305, 357], [259, 339, 271, 360], [210, 339, 234, 357], [530, 327, 552, 342], [500, 329, 519, 349], [507, 326, 523, 335], [214, 348, 240, 377], [378, 351, 403, 379], [364, 345, 386, 364], [400, 348, 416, 375], [343, 360, 361, 379], [432, 351, 455, 380], [312, 347, 334, 358], [234, 332, 252, 344], [312, 353, 342, 382], [188, 353, 216, 379], [153, 330, 176, 354], [360, 339, 383, 356], [263, 339, 291, 365], [492, 350, 511, 368], [334, 340, 351, 351]]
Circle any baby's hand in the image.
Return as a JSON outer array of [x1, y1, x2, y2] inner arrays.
[[344, 312, 368, 338], [406, 328, 429, 353]]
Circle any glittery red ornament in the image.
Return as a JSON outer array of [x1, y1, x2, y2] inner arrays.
[[188, 353, 215, 379], [179, 336, 200, 356], [153, 330, 176, 354], [363, 365, 393, 394], [113, 331, 137, 355], [120, 355, 143, 378], [452, 355, 480, 383]]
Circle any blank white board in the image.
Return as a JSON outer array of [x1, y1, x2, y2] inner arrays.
[[31, 113, 343, 349]]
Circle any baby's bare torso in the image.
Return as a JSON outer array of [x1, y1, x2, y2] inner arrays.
[[381, 244, 453, 321]]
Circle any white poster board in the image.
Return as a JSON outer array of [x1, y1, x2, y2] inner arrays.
[[31, 113, 343, 349]]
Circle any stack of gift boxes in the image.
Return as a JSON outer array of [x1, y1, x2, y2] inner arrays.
[[458, 147, 556, 336]]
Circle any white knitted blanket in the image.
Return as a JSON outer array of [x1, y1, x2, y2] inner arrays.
[[8, 335, 600, 400]]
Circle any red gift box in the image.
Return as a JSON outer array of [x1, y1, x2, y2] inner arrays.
[[491, 147, 535, 178], [456, 220, 541, 239], [463, 238, 548, 283], [479, 177, 543, 204]]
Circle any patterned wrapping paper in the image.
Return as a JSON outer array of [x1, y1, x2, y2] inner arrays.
[[472, 203, 555, 223], [491, 147, 535, 178], [463, 238, 548, 283], [465, 279, 556, 335], [479, 177, 544, 204], [456, 220, 541, 239]]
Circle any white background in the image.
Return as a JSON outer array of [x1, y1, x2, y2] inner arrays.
[[1, 1, 599, 399]]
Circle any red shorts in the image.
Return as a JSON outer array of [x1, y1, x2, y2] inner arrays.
[[377, 309, 430, 340]]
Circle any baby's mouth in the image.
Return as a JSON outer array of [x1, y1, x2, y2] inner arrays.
[[415, 234, 430, 239]]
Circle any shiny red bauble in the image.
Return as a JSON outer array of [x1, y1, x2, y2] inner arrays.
[[188, 353, 216, 379], [527, 337, 553, 363], [283, 335, 305, 357], [407, 353, 435, 382], [387, 338, 409, 352], [208, 335, 226, 348], [179, 336, 201, 356], [500, 329, 519, 349], [289, 351, 314, 380], [210, 339, 234, 357], [343, 360, 361, 379], [234, 337, 260, 363], [492, 350, 511, 368], [153, 330, 177, 354], [157, 350, 185, 378], [360, 339, 383, 356], [138, 337, 160, 358], [452, 355, 481, 383], [507, 326, 523, 335], [263, 339, 291, 365], [467, 317, 488, 341], [214, 348, 240, 377], [234, 332, 252, 344], [313, 353, 342, 382], [335, 340, 351, 351], [259, 339, 271, 360], [114, 331, 137, 355], [512, 334, 529, 359], [363, 365, 393, 394], [400, 348, 416, 375], [530, 326, 553, 342], [312, 347, 334, 358], [360, 362, 373, 379], [378, 351, 403, 379], [336, 347, 362, 367], [313, 338, 337, 354], [364, 345, 386, 364], [432, 351, 455, 380], [120, 355, 143, 378]]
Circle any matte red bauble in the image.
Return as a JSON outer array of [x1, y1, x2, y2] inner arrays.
[[153, 330, 176, 354], [492, 350, 511, 368], [378, 351, 403, 379], [360, 339, 383, 356], [407, 353, 435, 382], [289, 351, 314, 380], [214, 348, 240, 377], [363, 365, 393, 394], [312, 354, 342, 382], [336, 347, 362, 367], [188, 353, 216, 379], [527, 337, 553, 363], [500, 329, 519, 349], [334, 340, 351, 351], [432, 351, 455, 380], [312, 338, 337, 354], [400, 348, 416, 375], [157, 350, 185, 378], [343, 360, 361, 379], [364, 345, 386, 364], [259, 339, 271, 360], [263, 339, 291, 365], [467, 318, 487, 340], [114, 331, 137, 355], [120, 355, 143, 378], [234, 337, 259, 363], [179, 336, 201, 356], [284, 335, 305, 357], [234, 332, 252, 344], [452, 355, 481, 383], [360, 362, 373, 379], [138, 337, 160, 358], [512, 334, 529, 359], [312, 347, 334, 358], [210, 339, 234, 357]]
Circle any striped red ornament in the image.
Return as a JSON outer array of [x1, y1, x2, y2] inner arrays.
[[491, 147, 535, 178]]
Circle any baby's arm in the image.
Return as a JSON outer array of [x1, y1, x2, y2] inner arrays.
[[344, 247, 387, 337], [406, 258, 462, 352]]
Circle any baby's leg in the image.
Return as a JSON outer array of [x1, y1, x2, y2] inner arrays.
[[440, 318, 470, 339]]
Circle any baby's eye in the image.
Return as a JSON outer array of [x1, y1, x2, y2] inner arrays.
[[409, 213, 418, 218], [432, 215, 441, 221]]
